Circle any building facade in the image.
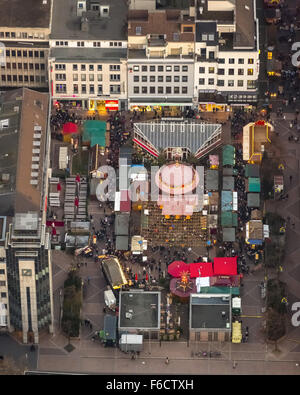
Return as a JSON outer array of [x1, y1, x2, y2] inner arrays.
[[0, 87, 53, 343], [5, 213, 54, 344], [0, 0, 52, 90], [127, 7, 196, 114], [194, 0, 260, 111], [49, 0, 128, 111]]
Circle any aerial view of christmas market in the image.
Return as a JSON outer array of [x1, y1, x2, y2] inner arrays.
[[44, 94, 290, 365], [2, 0, 300, 377]]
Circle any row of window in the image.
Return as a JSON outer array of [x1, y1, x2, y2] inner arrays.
[[199, 67, 254, 76], [133, 86, 188, 94], [56, 84, 121, 94], [132, 65, 189, 72], [5, 50, 44, 58], [218, 58, 254, 64], [0, 31, 45, 39], [133, 75, 188, 83], [55, 73, 120, 82], [198, 78, 256, 88], [1, 75, 46, 83], [55, 64, 121, 71], [55, 41, 124, 47], [4, 62, 46, 70]]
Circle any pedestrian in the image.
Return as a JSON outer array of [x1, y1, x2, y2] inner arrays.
[[233, 361, 237, 369], [165, 357, 169, 365]]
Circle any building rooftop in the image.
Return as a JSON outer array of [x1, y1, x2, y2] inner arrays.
[[195, 22, 217, 44], [128, 49, 194, 60], [234, 0, 255, 49], [128, 9, 195, 42], [190, 294, 231, 330], [51, 47, 127, 62], [0, 0, 52, 28], [196, 0, 256, 50], [196, 0, 235, 23], [119, 291, 161, 330], [156, 0, 195, 9], [14, 212, 38, 231], [51, 0, 128, 41], [0, 88, 49, 216]]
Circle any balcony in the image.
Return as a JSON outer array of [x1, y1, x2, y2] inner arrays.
[[147, 38, 167, 47]]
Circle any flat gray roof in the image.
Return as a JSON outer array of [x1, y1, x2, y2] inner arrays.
[[115, 213, 130, 236], [119, 291, 160, 330], [205, 170, 219, 191], [222, 227, 236, 242], [247, 193, 260, 208], [222, 176, 235, 191], [190, 294, 231, 330], [0, 0, 51, 28], [51, 0, 128, 40], [116, 235, 129, 251], [14, 212, 38, 231], [51, 47, 127, 62]]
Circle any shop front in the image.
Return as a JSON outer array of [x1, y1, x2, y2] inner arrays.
[[53, 99, 86, 110], [198, 103, 231, 112], [129, 101, 193, 117], [89, 99, 119, 113]]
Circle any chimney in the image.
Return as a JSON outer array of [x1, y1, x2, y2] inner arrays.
[[81, 16, 89, 32]]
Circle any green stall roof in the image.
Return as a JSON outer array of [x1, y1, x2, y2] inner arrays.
[[222, 144, 235, 166], [248, 177, 261, 192], [221, 212, 238, 227], [83, 120, 106, 147]]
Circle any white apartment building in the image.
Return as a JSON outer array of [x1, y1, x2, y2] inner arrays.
[[194, 0, 260, 111], [49, 0, 128, 111]]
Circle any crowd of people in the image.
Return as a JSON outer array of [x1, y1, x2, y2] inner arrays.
[[106, 112, 130, 168], [269, 3, 300, 104]]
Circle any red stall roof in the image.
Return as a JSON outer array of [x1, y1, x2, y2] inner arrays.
[[189, 262, 214, 278], [213, 257, 237, 276], [168, 261, 189, 278], [63, 122, 78, 134], [120, 190, 131, 212]]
